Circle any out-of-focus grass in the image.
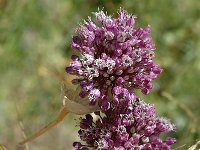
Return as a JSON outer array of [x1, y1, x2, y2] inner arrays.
[[0, 0, 200, 149]]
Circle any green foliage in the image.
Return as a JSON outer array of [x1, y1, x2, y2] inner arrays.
[[0, 0, 199, 149]]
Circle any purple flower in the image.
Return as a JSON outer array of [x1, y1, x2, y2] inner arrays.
[[68, 9, 176, 150], [66, 9, 162, 110], [73, 98, 176, 150], [112, 86, 135, 105]]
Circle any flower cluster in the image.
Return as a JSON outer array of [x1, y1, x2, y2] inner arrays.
[[73, 98, 176, 150], [66, 9, 162, 110], [66, 8, 176, 150]]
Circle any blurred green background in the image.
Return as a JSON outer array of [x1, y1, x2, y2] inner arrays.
[[0, 0, 200, 149]]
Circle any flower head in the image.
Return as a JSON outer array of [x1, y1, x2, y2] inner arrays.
[[66, 9, 162, 110], [74, 98, 176, 150]]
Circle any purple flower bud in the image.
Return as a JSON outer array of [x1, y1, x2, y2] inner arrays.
[[95, 10, 106, 22], [70, 60, 82, 69], [165, 137, 176, 145], [103, 18, 113, 28], [144, 126, 155, 136], [65, 66, 73, 73], [124, 141, 133, 148], [142, 88, 150, 95], [152, 64, 162, 74], [113, 97, 119, 105], [114, 146, 125, 150], [105, 31, 114, 40], [155, 117, 176, 133], [116, 77, 125, 85], [127, 16, 135, 26], [130, 134, 140, 144], [143, 143, 152, 150], [86, 18, 97, 31], [114, 49, 123, 57], [89, 89, 100, 99], [73, 142, 82, 149], [100, 100, 110, 111], [79, 90, 88, 98], [71, 36, 82, 49]]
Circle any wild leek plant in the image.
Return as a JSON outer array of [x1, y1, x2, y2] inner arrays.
[[67, 9, 176, 150], [19, 8, 176, 150]]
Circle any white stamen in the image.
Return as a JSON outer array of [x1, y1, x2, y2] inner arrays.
[[87, 67, 99, 80], [122, 55, 133, 67], [141, 136, 149, 143], [81, 53, 94, 65], [94, 58, 106, 69], [118, 125, 126, 133]]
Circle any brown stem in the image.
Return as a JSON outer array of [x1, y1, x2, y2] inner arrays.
[[18, 107, 69, 145]]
